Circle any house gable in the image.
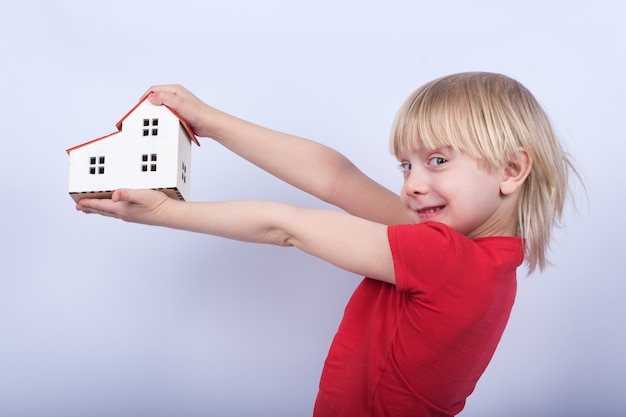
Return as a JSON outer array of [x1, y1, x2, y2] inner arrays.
[[67, 93, 199, 202], [66, 93, 199, 154]]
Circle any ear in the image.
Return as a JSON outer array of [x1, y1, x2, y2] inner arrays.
[[500, 147, 532, 196]]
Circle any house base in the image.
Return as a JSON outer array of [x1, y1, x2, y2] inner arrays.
[[69, 187, 185, 203]]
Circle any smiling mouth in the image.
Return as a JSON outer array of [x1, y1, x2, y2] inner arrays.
[[418, 207, 442, 214], [416, 206, 444, 218]]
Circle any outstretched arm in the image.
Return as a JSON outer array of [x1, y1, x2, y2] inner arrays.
[[145, 85, 408, 225], [77, 189, 396, 284]]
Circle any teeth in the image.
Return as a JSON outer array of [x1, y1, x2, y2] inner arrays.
[[419, 208, 440, 214]]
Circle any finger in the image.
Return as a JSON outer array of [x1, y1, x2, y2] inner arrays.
[[76, 197, 95, 211], [140, 84, 180, 101], [151, 91, 187, 115], [144, 85, 189, 107], [80, 207, 118, 218], [76, 198, 125, 218]]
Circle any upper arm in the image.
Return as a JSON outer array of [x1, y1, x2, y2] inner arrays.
[[284, 207, 396, 284]]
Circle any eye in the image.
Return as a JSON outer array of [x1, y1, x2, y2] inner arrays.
[[428, 157, 447, 166], [398, 162, 411, 172]]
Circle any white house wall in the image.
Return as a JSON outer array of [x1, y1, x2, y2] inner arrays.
[[120, 102, 181, 190], [176, 128, 192, 199], [68, 138, 121, 193]]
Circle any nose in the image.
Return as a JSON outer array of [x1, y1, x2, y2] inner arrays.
[[404, 170, 429, 196]]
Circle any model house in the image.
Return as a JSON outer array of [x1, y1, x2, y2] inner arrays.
[[67, 94, 200, 202]]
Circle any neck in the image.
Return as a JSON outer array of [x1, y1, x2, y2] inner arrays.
[[467, 194, 519, 239]]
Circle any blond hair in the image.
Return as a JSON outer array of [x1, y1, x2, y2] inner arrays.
[[390, 72, 575, 273]]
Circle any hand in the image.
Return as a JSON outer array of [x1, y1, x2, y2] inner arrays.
[[141, 85, 217, 138], [76, 189, 174, 226]]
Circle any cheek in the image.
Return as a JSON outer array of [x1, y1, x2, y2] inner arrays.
[[399, 190, 410, 207], [456, 174, 500, 206], [469, 179, 503, 213]]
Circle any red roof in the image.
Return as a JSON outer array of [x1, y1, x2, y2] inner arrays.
[[66, 93, 200, 153]]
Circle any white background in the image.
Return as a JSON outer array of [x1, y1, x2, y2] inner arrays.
[[1, 1, 624, 416]]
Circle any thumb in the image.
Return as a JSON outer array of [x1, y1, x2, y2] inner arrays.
[[111, 188, 134, 203]]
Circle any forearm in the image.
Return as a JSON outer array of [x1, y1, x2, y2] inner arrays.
[[162, 198, 297, 246], [164, 198, 394, 282]]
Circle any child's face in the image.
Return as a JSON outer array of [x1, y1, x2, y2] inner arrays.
[[397, 146, 513, 238]]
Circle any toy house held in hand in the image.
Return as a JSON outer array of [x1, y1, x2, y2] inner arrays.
[[67, 94, 200, 202]]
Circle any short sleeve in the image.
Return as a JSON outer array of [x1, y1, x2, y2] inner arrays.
[[388, 222, 462, 295]]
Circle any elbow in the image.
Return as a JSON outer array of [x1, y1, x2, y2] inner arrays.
[[264, 228, 296, 248]]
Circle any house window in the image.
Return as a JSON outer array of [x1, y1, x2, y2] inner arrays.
[[89, 156, 105, 175], [181, 162, 187, 183], [143, 118, 159, 136], [141, 154, 157, 172]]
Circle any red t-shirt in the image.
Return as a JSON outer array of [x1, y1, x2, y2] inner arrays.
[[313, 222, 523, 417]]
